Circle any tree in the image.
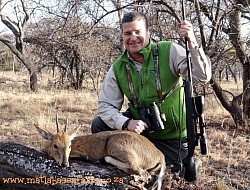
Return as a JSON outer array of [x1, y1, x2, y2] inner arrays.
[[0, 0, 38, 91], [196, 0, 250, 126], [22, 0, 121, 90]]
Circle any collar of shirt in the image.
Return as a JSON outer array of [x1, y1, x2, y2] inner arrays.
[[127, 51, 143, 74]]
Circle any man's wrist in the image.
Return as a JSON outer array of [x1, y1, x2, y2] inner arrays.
[[122, 119, 132, 130], [188, 40, 199, 49]]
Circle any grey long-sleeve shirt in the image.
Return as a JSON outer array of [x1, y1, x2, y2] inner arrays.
[[98, 43, 211, 130]]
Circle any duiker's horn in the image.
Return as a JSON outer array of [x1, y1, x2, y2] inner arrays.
[[64, 117, 68, 132], [56, 114, 60, 133]]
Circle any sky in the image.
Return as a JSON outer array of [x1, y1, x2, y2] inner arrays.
[[0, 1, 249, 38], [0, 22, 7, 32]]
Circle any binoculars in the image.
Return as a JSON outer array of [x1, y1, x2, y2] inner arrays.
[[139, 102, 165, 132]]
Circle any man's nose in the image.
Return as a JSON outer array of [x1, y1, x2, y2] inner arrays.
[[130, 33, 137, 40]]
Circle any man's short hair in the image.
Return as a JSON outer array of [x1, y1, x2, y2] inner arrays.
[[121, 11, 148, 30]]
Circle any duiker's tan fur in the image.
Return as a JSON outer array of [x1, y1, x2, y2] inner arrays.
[[35, 125, 78, 167], [35, 122, 165, 190]]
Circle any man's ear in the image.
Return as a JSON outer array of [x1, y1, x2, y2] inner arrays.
[[148, 27, 152, 36], [148, 27, 152, 33]]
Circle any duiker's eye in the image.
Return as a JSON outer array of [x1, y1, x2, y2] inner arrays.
[[69, 145, 71, 149], [53, 144, 58, 149]]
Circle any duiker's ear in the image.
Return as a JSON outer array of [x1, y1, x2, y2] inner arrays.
[[35, 124, 53, 141], [69, 126, 81, 141]]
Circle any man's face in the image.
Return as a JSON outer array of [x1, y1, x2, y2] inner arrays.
[[121, 19, 150, 56]]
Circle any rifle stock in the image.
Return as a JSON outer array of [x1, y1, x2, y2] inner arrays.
[[184, 81, 197, 158]]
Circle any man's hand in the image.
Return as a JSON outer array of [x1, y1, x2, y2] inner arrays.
[[178, 20, 199, 49], [127, 119, 148, 134]]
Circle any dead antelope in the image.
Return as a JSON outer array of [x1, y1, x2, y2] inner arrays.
[[35, 117, 165, 190]]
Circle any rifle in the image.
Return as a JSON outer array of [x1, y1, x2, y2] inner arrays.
[[181, 0, 208, 182]]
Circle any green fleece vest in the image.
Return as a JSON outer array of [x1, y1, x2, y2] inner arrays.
[[113, 40, 186, 140]]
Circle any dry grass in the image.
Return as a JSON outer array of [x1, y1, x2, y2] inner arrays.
[[0, 71, 98, 149], [0, 71, 249, 190]]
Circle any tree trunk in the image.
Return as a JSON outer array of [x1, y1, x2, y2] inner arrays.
[[242, 64, 250, 127], [228, 5, 250, 127], [0, 142, 144, 190], [210, 77, 245, 126], [0, 37, 38, 92], [0, 2, 38, 92], [30, 71, 38, 92]]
